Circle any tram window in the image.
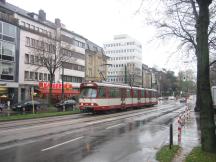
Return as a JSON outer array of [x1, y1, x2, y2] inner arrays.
[[127, 89, 131, 97], [121, 88, 126, 98], [98, 87, 106, 98], [149, 91, 152, 98], [134, 89, 138, 97], [109, 87, 116, 97], [109, 87, 120, 98], [145, 91, 148, 98], [80, 88, 97, 98], [115, 88, 120, 97], [141, 90, 145, 97]]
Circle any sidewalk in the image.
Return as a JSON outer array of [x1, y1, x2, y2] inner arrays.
[[172, 110, 200, 162]]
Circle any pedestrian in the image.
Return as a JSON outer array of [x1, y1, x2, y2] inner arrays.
[[7, 100, 10, 110]]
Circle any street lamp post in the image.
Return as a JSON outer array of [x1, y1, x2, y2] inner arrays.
[[61, 64, 64, 101]]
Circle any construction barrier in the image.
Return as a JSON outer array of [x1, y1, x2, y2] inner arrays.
[[177, 105, 191, 145]]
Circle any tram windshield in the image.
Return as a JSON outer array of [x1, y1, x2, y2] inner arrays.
[[80, 88, 97, 98]]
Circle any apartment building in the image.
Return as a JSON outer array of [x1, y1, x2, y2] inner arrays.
[[103, 34, 142, 86], [85, 40, 108, 82], [0, 0, 86, 103]]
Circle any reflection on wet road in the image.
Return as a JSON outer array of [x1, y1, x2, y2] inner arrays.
[[0, 102, 188, 162]]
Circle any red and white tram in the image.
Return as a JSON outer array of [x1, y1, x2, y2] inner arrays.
[[79, 82, 158, 113]]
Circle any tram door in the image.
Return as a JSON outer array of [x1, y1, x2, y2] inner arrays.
[[138, 89, 141, 104], [126, 88, 132, 108], [120, 88, 126, 109]]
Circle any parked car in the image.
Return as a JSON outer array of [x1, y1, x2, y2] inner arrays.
[[179, 98, 187, 103], [0, 103, 6, 112], [12, 101, 41, 112], [55, 99, 77, 111]]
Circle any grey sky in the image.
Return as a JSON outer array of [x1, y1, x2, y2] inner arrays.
[[7, 0, 194, 73]]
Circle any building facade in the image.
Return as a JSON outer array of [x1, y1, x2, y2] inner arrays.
[[85, 40, 108, 82], [142, 64, 152, 88], [103, 34, 142, 86], [0, 0, 87, 103], [59, 27, 86, 90], [0, 1, 20, 104]]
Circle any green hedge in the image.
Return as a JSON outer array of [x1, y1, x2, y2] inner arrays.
[[156, 145, 180, 162], [185, 147, 216, 162]]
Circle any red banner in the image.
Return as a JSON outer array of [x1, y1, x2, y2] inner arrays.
[[39, 82, 72, 90]]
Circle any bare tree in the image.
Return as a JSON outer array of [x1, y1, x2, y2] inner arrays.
[[195, 0, 216, 153], [31, 36, 70, 105], [136, 0, 216, 152]]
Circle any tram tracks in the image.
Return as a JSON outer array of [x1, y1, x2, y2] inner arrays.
[[0, 103, 183, 148], [0, 103, 175, 130]]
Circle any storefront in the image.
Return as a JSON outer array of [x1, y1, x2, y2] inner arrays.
[[0, 83, 18, 105], [38, 82, 80, 101]]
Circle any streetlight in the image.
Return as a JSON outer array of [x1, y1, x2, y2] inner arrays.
[[61, 63, 64, 101]]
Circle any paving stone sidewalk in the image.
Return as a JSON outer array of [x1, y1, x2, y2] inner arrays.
[[172, 110, 200, 162]]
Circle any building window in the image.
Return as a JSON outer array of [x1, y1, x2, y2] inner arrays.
[[35, 56, 39, 65], [2, 42, 15, 56], [44, 73, 47, 81], [26, 23, 30, 29], [30, 55, 34, 64], [24, 71, 29, 80], [1, 42, 15, 61], [30, 25, 35, 30], [31, 38, 36, 47], [20, 21, 25, 26], [35, 72, 38, 80], [39, 73, 43, 81], [25, 54, 29, 64], [3, 22, 16, 38], [30, 72, 34, 80], [0, 62, 14, 80], [26, 37, 30, 46]]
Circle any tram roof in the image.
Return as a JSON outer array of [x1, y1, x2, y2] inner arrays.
[[81, 82, 157, 92]]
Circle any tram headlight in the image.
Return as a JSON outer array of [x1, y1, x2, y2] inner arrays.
[[91, 103, 94, 106]]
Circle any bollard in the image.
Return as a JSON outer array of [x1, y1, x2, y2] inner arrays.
[[178, 123, 182, 144], [169, 123, 173, 149], [177, 114, 182, 145]]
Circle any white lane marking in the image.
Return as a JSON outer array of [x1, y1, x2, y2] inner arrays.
[[106, 123, 124, 130], [41, 136, 84, 151]]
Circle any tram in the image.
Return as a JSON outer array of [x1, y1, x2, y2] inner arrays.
[[79, 82, 158, 113]]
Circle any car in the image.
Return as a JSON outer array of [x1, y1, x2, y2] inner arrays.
[[158, 97, 163, 100], [12, 100, 41, 112], [179, 98, 187, 103], [55, 99, 77, 111], [0, 103, 6, 112], [168, 96, 175, 100]]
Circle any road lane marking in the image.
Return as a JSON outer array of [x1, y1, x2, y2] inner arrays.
[[106, 123, 124, 130], [41, 136, 84, 151]]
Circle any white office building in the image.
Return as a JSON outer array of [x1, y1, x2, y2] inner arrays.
[[103, 34, 142, 86]]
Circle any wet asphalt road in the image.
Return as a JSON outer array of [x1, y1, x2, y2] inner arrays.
[[0, 101, 187, 162]]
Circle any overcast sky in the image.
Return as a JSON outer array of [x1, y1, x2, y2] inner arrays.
[[7, 0, 195, 73]]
